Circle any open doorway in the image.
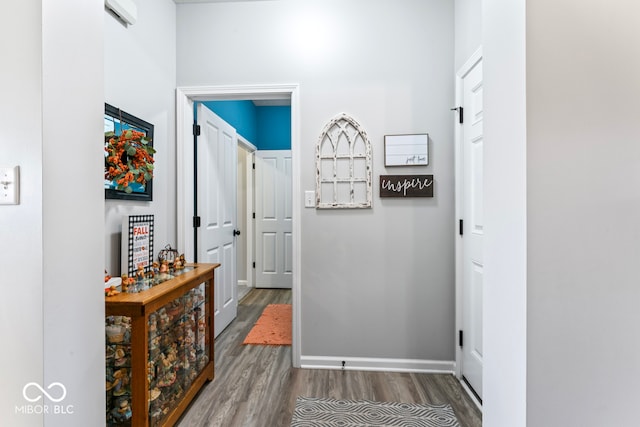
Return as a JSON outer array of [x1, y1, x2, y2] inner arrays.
[[176, 84, 301, 368], [193, 101, 291, 333]]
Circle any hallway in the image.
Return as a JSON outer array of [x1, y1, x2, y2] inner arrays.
[[177, 289, 481, 426]]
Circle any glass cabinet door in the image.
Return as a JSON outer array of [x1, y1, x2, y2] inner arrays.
[[147, 283, 208, 426]]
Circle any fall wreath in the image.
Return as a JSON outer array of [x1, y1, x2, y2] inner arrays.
[[105, 129, 155, 193]]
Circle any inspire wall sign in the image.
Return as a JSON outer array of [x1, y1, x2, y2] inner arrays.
[[380, 175, 434, 198]]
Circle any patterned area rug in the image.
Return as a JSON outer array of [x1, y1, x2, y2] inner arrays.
[[242, 304, 292, 346], [291, 397, 461, 427]]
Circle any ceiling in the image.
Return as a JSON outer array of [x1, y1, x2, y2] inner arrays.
[[173, 0, 272, 3]]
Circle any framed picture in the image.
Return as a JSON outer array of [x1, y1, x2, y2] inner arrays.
[[384, 134, 428, 166], [121, 214, 154, 276], [104, 103, 155, 201]]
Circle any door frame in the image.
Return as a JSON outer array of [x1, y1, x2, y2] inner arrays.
[[454, 47, 483, 407], [238, 135, 257, 290], [176, 84, 301, 368]]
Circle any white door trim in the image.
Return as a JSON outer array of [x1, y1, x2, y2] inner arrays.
[[238, 134, 257, 152], [238, 135, 256, 290], [455, 47, 482, 381], [176, 84, 301, 368]]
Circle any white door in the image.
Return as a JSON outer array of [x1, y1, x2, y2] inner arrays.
[[461, 55, 484, 400], [254, 150, 292, 288], [196, 104, 238, 337]]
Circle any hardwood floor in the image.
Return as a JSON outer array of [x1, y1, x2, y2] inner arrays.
[[177, 289, 482, 427]]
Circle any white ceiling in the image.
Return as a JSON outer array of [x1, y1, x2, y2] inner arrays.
[[174, 0, 272, 3]]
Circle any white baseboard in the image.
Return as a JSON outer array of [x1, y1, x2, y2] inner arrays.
[[459, 377, 483, 411], [300, 355, 455, 374], [237, 280, 248, 287]]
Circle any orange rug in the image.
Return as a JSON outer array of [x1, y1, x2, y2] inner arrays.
[[243, 304, 292, 346]]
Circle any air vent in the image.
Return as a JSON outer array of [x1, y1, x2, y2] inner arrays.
[[105, 0, 137, 25]]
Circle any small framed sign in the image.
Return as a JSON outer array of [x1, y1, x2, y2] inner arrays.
[[384, 134, 428, 166], [380, 175, 434, 198], [121, 214, 154, 276]]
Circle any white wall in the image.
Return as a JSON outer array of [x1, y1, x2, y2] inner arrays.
[[104, 0, 177, 275], [1, 1, 105, 426], [483, 0, 640, 426], [177, 0, 456, 364], [0, 2, 44, 425], [526, 1, 640, 425], [482, 0, 527, 425], [42, 1, 105, 424]]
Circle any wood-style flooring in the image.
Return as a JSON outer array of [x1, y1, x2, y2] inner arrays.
[[177, 289, 482, 427]]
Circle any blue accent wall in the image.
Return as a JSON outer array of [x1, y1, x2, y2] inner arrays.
[[257, 106, 291, 150], [197, 102, 290, 150], [200, 100, 258, 144]]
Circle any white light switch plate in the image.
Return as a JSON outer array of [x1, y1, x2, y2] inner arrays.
[[304, 190, 315, 208], [0, 166, 20, 205]]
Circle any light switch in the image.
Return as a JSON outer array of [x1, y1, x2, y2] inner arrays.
[[0, 166, 19, 205], [304, 190, 315, 208]]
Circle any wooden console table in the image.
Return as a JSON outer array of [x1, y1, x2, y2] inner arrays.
[[105, 263, 219, 426]]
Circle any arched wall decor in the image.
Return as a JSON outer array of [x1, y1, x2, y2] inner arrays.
[[315, 113, 372, 208]]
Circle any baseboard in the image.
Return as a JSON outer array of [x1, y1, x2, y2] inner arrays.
[[459, 377, 483, 411], [300, 355, 455, 374], [237, 280, 248, 287]]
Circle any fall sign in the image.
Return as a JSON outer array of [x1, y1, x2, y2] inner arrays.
[[132, 224, 151, 269], [121, 214, 155, 276]]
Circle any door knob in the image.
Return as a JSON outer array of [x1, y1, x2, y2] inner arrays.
[[233, 229, 241, 236]]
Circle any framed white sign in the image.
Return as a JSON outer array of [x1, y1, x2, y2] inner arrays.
[[384, 134, 429, 166], [121, 214, 154, 276]]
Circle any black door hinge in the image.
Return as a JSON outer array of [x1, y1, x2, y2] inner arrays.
[[252, 212, 256, 219], [459, 219, 464, 236], [193, 124, 201, 136], [459, 330, 464, 347], [193, 216, 201, 228], [451, 106, 464, 124], [252, 262, 256, 268], [252, 163, 255, 170]]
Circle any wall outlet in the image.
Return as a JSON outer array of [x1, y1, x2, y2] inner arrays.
[[304, 190, 315, 208], [0, 166, 20, 205]]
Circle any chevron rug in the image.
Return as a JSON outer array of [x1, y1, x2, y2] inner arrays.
[[290, 396, 461, 427]]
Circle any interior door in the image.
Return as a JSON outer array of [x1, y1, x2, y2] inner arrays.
[[196, 104, 238, 337], [254, 150, 292, 288], [461, 56, 484, 400]]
